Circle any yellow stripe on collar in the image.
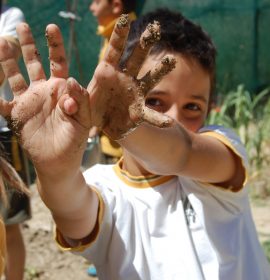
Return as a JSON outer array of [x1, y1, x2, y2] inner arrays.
[[113, 159, 175, 188]]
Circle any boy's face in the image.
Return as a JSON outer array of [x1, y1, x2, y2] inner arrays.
[[139, 53, 211, 132], [89, 0, 115, 26]]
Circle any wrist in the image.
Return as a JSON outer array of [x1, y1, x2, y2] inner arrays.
[[36, 168, 90, 219], [35, 160, 82, 187]]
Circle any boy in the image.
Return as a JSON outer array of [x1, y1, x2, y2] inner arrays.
[[0, 8, 269, 280]]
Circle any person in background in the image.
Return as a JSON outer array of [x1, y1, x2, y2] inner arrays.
[[0, 2, 31, 279], [0, 144, 30, 276], [89, 0, 138, 164], [90, 0, 137, 62]]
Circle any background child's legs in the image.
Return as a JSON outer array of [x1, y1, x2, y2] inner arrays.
[[0, 129, 31, 280], [5, 223, 25, 280]]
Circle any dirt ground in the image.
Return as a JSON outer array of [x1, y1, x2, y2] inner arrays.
[[20, 184, 270, 280], [22, 185, 97, 280]]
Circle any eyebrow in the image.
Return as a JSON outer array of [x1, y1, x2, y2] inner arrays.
[[147, 90, 165, 96], [147, 90, 208, 104], [190, 94, 208, 104]]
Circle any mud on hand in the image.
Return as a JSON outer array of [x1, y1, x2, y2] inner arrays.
[[87, 15, 176, 141]]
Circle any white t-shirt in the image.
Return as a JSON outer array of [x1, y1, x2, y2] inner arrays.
[[0, 5, 25, 128], [56, 126, 270, 280]]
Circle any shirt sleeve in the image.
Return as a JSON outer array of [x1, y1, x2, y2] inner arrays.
[[199, 125, 248, 168], [199, 125, 249, 190]]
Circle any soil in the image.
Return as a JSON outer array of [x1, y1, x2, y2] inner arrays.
[[140, 21, 161, 49], [20, 184, 270, 280], [22, 185, 97, 280]]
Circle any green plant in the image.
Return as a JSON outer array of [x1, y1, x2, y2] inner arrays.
[[208, 85, 269, 144], [207, 85, 270, 197], [262, 240, 270, 263]]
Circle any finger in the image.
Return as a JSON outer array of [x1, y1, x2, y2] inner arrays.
[[142, 106, 174, 128], [59, 78, 91, 128], [46, 24, 68, 78], [60, 94, 78, 116], [139, 55, 176, 96], [0, 37, 28, 95], [16, 22, 46, 82], [103, 14, 130, 66], [125, 21, 161, 77], [58, 78, 82, 115], [0, 98, 12, 118]]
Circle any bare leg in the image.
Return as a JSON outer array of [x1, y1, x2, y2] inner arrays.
[[5, 224, 25, 280]]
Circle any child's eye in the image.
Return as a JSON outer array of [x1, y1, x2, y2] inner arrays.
[[145, 98, 162, 107], [184, 103, 201, 111]]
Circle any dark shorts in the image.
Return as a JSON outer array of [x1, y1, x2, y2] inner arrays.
[[0, 129, 31, 225]]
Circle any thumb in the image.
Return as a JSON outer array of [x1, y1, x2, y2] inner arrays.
[[58, 78, 92, 129]]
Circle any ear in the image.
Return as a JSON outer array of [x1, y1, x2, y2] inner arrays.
[[111, 0, 124, 15]]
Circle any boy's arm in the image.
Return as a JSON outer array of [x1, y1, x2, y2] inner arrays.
[[0, 23, 99, 241], [119, 123, 245, 189]]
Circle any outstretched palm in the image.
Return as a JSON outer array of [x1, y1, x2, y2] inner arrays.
[[0, 23, 91, 169]]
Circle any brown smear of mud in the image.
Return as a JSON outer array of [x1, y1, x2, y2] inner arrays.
[[117, 14, 129, 28], [140, 21, 161, 49], [6, 116, 23, 139], [152, 55, 176, 83]]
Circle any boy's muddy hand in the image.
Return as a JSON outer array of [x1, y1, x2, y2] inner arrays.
[[0, 23, 91, 169], [87, 15, 176, 140]]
